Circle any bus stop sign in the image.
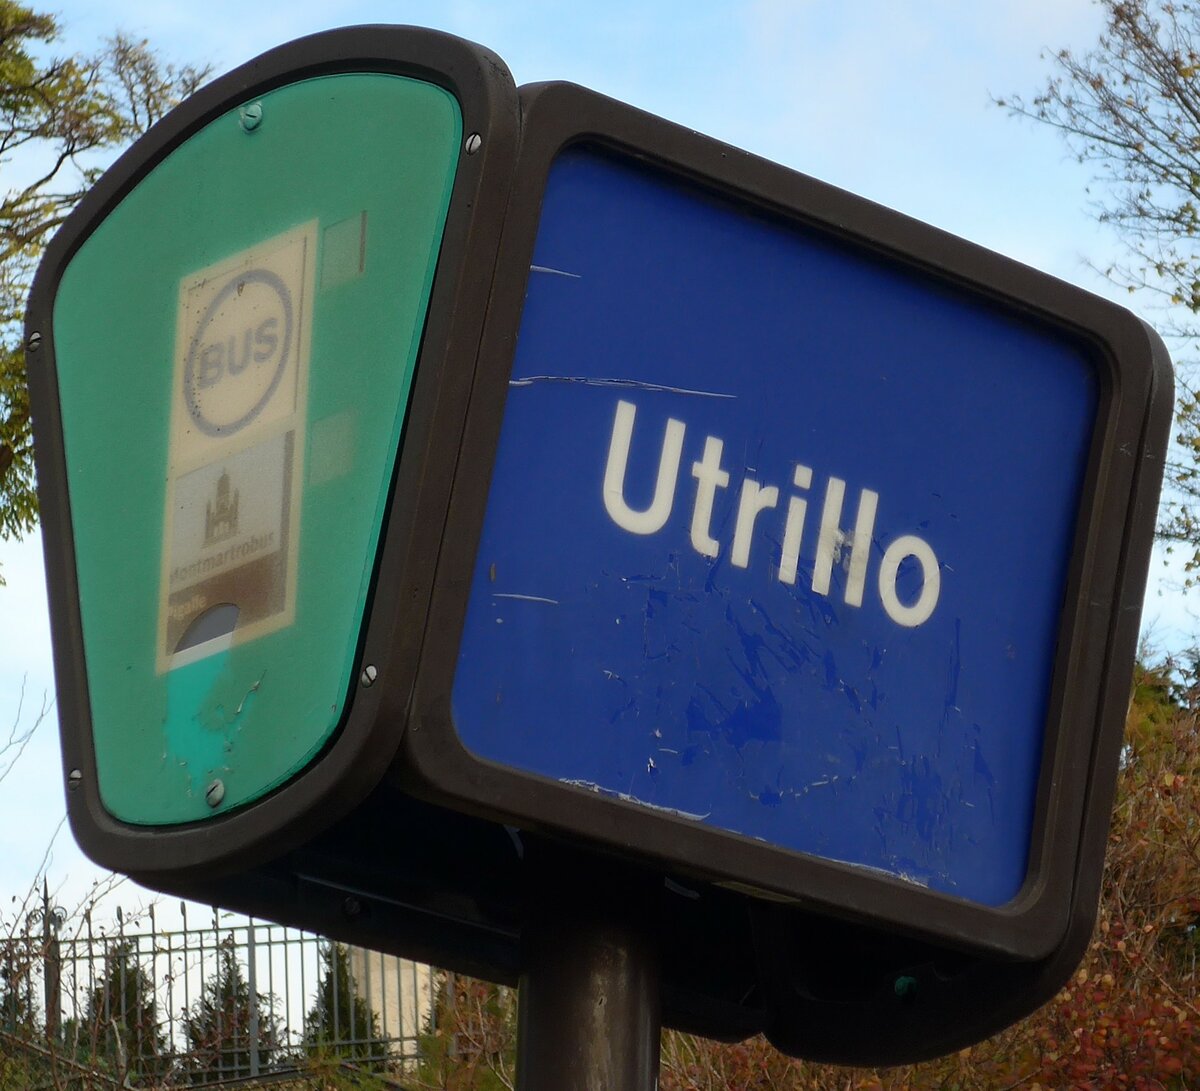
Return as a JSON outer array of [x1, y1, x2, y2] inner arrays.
[[399, 81, 1174, 965], [27, 34, 1173, 1067]]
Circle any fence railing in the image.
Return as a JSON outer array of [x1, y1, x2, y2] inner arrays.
[[0, 888, 444, 1087]]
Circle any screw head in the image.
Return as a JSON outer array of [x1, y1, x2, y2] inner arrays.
[[67, 769, 82, 792], [205, 779, 226, 808], [239, 102, 263, 132], [343, 896, 362, 917], [26, 332, 41, 353], [360, 664, 378, 687], [465, 132, 482, 155]]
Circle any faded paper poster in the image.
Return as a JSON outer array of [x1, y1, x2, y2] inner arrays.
[[158, 222, 316, 672]]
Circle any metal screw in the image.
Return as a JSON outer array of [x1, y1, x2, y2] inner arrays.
[[67, 769, 82, 792], [26, 332, 41, 353], [205, 779, 226, 808], [343, 896, 362, 917], [239, 102, 263, 132], [465, 132, 482, 155], [360, 664, 378, 687]]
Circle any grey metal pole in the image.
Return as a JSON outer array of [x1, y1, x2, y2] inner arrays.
[[516, 846, 661, 1091]]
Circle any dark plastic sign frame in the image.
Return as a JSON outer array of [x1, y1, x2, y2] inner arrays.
[[397, 81, 1173, 963], [26, 28, 1175, 1066], [28, 26, 1170, 998], [138, 802, 1118, 1065], [26, 26, 522, 875]]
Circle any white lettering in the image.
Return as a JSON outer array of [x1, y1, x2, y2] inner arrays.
[[779, 464, 812, 586], [812, 478, 879, 608], [878, 535, 941, 627], [731, 479, 779, 569], [599, 401, 942, 627], [845, 487, 879, 608], [690, 436, 729, 558], [813, 477, 847, 597], [602, 400, 686, 535]]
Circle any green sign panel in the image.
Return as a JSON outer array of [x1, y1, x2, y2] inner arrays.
[[51, 72, 461, 823]]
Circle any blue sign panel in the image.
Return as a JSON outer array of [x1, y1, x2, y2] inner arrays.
[[451, 146, 1097, 909]]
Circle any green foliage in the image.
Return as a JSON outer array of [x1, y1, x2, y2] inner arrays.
[[414, 975, 517, 1091], [0, 0, 208, 550], [294, 1056, 396, 1090], [0, 938, 34, 1035], [0, 343, 31, 546], [304, 943, 383, 1071], [0, 1041, 53, 1089], [180, 936, 284, 1083], [1128, 656, 1183, 762], [81, 937, 169, 1086]]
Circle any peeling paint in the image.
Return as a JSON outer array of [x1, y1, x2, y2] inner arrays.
[[492, 593, 560, 605], [530, 264, 581, 279], [831, 858, 934, 889], [508, 374, 736, 399], [562, 778, 712, 820], [233, 671, 266, 717]]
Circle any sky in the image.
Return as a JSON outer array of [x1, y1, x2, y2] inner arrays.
[[0, 0, 1191, 924]]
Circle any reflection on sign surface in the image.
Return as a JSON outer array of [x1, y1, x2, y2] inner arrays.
[[159, 224, 314, 670]]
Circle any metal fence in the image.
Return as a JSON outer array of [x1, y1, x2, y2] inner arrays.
[[0, 888, 440, 1087]]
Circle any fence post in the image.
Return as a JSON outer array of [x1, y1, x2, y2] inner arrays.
[[247, 919, 260, 1077], [111, 906, 125, 1083], [41, 880, 62, 1043], [85, 907, 96, 1060]]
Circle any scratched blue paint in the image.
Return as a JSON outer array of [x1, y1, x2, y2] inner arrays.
[[451, 146, 1098, 907]]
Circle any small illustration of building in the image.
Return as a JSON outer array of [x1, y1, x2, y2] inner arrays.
[[204, 469, 239, 546]]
